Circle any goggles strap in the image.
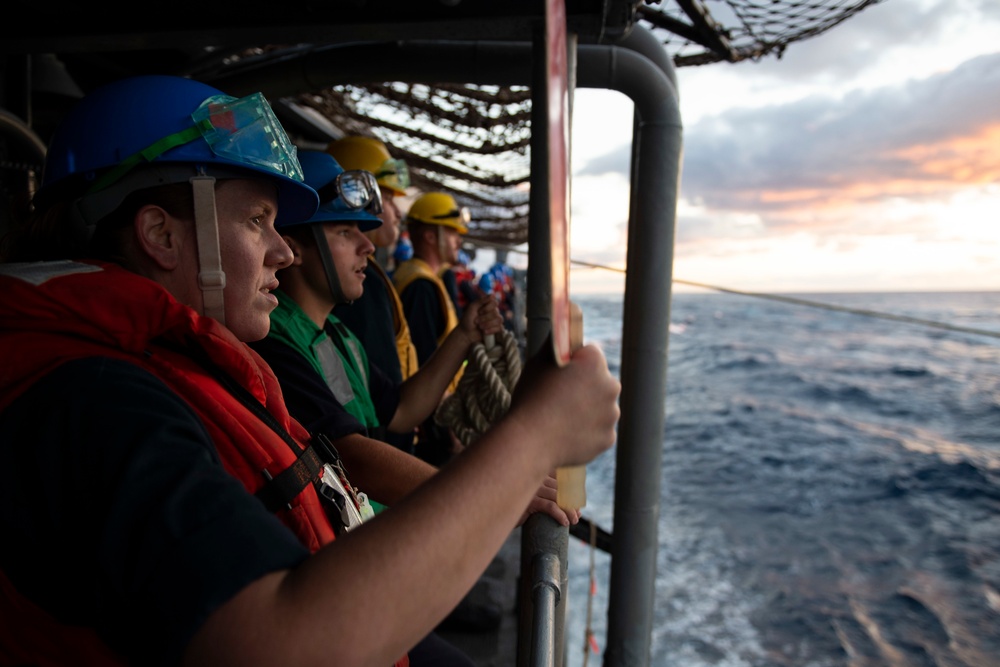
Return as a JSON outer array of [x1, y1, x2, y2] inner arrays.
[[87, 121, 212, 195], [191, 176, 227, 325], [367, 180, 383, 215], [376, 158, 410, 191], [314, 180, 345, 207], [436, 226, 448, 264]]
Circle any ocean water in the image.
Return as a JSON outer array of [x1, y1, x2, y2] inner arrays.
[[564, 291, 1000, 667]]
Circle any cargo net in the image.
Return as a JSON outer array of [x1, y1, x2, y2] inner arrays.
[[299, 83, 534, 246], [295, 0, 886, 246], [640, 0, 888, 67]]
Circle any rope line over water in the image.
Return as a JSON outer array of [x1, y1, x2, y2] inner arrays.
[[570, 260, 1000, 341]]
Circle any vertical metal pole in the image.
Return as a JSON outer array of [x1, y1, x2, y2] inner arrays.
[[215, 32, 682, 667], [529, 552, 563, 667], [519, 12, 570, 667], [576, 29, 683, 665]]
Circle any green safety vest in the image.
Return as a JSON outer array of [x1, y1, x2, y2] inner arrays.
[[268, 292, 389, 514], [268, 290, 380, 429]]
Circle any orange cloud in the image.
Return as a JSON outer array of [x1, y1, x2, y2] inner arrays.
[[892, 123, 1000, 184]]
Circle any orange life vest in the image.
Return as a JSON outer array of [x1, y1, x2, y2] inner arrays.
[[0, 260, 407, 667]]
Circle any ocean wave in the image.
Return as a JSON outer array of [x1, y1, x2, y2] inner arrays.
[[890, 459, 1000, 502], [572, 291, 1000, 666]]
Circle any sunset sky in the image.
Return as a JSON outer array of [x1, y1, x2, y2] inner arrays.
[[559, 0, 1000, 295]]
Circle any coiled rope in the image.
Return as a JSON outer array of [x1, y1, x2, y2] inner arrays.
[[435, 322, 606, 665], [435, 328, 523, 447]]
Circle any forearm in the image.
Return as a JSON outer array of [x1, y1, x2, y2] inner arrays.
[[185, 345, 620, 667], [186, 414, 552, 667], [335, 432, 437, 505], [341, 415, 550, 646], [389, 328, 470, 432]]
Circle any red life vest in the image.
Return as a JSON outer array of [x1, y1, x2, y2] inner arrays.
[[0, 260, 407, 667]]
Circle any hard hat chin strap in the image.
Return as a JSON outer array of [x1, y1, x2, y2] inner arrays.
[[311, 224, 350, 305], [190, 176, 227, 325], [436, 225, 448, 266]]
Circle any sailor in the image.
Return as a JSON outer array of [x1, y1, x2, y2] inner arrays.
[[392, 191, 472, 464], [393, 191, 470, 366], [0, 74, 621, 666], [327, 135, 420, 453]]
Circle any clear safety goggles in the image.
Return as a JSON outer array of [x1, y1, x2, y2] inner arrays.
[[432, 206, 471, 226], [315, 169, 383, 214], [375, 158, 410, 193], [194, 92, 304, 180], [88, 91, 303, 194]]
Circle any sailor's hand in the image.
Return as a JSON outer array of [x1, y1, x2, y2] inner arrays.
[[517, 473, 581, 526], [511, 344, 620, 469], [459, 295, 503, 344]]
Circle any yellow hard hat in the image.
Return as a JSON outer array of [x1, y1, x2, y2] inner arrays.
[[405, 191, 469, 234], [327, 136, 409, 196]]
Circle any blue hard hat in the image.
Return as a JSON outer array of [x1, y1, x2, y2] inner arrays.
[[37, 74, 319, 226], [280, 150, 382, 232]]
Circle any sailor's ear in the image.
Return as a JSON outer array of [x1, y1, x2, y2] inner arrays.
[[417, 224, 436, 245], [281, 233, 307, 266], [134, 204, 183, 270]]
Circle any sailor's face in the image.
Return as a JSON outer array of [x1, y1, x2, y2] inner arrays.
[[366, 185, 401, 249], [215, 179, 293, 341], [442, 227, 462, 264], [323, 221, 376, 302]]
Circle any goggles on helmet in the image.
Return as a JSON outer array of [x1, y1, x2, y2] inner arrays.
[[87, 92, 304, 195], [315, 169, 383, 215], [432, 206, 471, 226], [375, 158, 410, 193]]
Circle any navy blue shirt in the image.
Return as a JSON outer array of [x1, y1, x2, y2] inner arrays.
[[334, 263, 404, 385], [399, 278, 446, 366], [250, 322, 401, 443], [440, 267, 461, 317], [0, 357, 309, 666], [333, 263, 416, 452]]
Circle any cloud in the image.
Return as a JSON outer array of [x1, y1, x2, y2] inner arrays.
[[724, 0, 998, 83], [746, 0, 939, 82], [681, 51, 1000, 214], [575, 48, 1000, 249], [568, 0, 1000, 292], [575, 145, 631, 178]]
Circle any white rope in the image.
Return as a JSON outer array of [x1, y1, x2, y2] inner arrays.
[[435, 327, 522, 447]]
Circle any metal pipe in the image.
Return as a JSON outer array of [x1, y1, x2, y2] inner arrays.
[[578, 30, 683, 666], [530, 552, 563, 667], [519, 23, 567, 667], [211, 40, 536, 97], [208, 34, 683, 666], [617, 23, 679, 100]]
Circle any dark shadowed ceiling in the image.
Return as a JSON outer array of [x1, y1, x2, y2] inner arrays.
[[0, 0, 886, 245]]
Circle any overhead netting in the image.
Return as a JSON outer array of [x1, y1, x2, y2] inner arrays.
[[640, 0, 887, 66], [298, 83, 533, 246], [295, 0, 887, 246]]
